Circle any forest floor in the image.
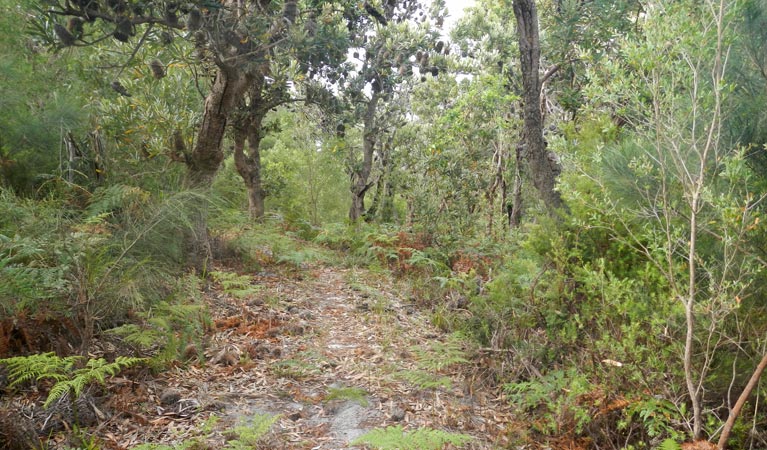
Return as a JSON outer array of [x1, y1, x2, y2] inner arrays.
[[66, 261, 517, 449]]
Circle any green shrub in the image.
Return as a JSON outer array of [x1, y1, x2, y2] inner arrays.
[[351, 425, 473, 450], [0, 352, 144, 409]]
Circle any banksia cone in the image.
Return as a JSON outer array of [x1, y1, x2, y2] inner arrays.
[[54, 24, 76, 46], [149, 59, 165, 79]]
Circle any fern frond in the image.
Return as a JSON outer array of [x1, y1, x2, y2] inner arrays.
[[351, 425, 473, 450], [210, 271, 260, 299], [659, 439, 682, 450], [107, 324, 164, 349], [0, 352, 80, 388], [399, 369, 452, 390], [45, 380, 76, 407], [326, 386, 369, 406], [411, 332, 469, 372], [43, 356, 144, 408], [148, 316, 172, 331], [225, 413, 280, 449], [86, 184, 149, 218]]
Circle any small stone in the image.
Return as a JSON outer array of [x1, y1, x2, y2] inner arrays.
[[284, 323, 306, 336], [299, 311, 314, 320], [211, 347, 239, 366], [246, 343, 271, 360], [206, 400, 228, 411], [390, 407, 406, 422], [0, 406, 38, 450], [160, 388, 182, 406], [182, 343, 198, 360]]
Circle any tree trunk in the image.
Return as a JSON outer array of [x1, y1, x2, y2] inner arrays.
[[349, 92, 381, 222], [365, 134, 394, 222], [245, 123, 266, 219], [188, 69, 248, 187], [233, 111, 267, 220], [233, 84, 271, 220], [487, 141, 506, 236], [509, 144, 524, 227], [512, 0, 564, 215], [186, 68, 250, 270], [366, 176, 383, 222], [380, 181, 395, 223]]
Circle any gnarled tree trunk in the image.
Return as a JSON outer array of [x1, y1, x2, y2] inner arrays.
[[512, 0, 564, 219], [349, 92, 381, 222], [186, 68, 250, 269], [233, 95, 268, 220], [188, 69, 249, 187]]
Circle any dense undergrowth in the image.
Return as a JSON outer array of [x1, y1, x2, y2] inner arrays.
[[2, 174, 767, 449], [4, 0, 767, 447]]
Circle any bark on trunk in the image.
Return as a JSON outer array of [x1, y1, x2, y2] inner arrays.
[[233, 105, 267, 220], [186, 68, 250, 270], [512, 0, 564, 215], [187, 69, 248, 188], [365, 134, 394, 223], [510, 144, 524, 227], [349, 92, 381, 222]]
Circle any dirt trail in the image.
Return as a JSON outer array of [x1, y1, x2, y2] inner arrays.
[[100, 264, 514, 449]]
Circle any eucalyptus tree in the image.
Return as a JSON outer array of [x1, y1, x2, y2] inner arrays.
[[39, 0, 349, 183], [36, 0, 365, 264], [333, 0, 446, 222], [397, 65, 518, 236], [453, 0, 642, 224]]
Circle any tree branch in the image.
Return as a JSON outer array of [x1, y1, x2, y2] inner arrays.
[[717, 352, 767, 449]]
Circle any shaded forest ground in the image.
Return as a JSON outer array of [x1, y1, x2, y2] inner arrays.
[[1, 239, 522, 449]]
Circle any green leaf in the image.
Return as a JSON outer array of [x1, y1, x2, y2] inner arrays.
[[351, 425, 473, 450]]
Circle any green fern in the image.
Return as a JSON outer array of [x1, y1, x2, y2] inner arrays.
[[276, 248, 325, 268], [210, 270, 261, 299], [107, 299, 207, 365], [0, 235, 66, 312], [85, 184, 149, 218], [0, 352, 144, 409], [132, 445, 175, 450], [405, 250, 449, 273], [351, 425, 473, 449], [44, 356, 144, 408], [399, 369, 453, 390], [326, 386, 369, 406], [411, 332, 469, 372], [0, 352, 79, 386], [225, 413, 280, 449], [659, 439, 682, 450], [108, 323, 164, 350], [130, 414, 276, 450]]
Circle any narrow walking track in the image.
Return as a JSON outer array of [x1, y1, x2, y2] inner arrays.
[[99, 264, 514, 449]]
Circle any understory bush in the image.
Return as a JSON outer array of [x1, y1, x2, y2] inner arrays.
[[458, 213, 690, 446], [0, 185, 202, 356]]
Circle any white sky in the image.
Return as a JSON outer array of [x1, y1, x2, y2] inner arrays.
[[443, 0, 476, 31]]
